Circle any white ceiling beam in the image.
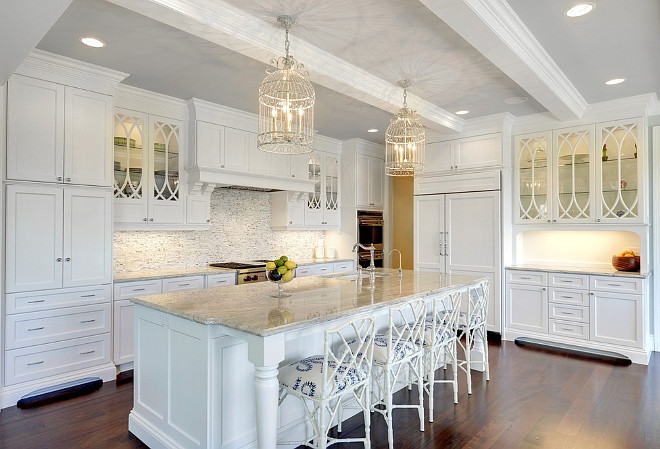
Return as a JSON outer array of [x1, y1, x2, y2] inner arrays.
[[105, 0, 463, 133], [0, 0, 73, 85], [420, 0, 587, 121]]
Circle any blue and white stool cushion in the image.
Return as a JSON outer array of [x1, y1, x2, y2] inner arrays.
[[347, 334, 416, 365], [431, 312, 483, 330], [278, 356, 367, 399]]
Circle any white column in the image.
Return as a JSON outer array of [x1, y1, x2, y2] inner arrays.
[[253, 365, 281, 449]]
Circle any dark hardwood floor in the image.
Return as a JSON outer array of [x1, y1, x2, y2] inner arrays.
[[0, 341, 658, 448]]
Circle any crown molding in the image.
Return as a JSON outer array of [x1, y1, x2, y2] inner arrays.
[[420, 0, 587, 122], [116, 84, 188, 120], [106, 0, 463, 133], [14, 49, 129, 95], [342, 138, 385, 159], [188, 97, 257, 133]]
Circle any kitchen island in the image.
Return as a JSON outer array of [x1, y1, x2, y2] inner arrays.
[[128, 269, 486, 449]]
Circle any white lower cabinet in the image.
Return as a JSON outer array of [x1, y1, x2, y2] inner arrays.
[[113, 273, 236, 367], [505, 268, 648, 363], [333, 261, 354, 273]]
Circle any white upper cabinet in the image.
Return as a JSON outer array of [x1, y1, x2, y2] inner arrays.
[[356, 154, 383, 209], [7, 75, 113, 187], [113, 108, 185, 226], [304, 150, 341, 228], [6, 184, 112, 293], [515, 118, 644, 225], [424, 133, 502, 175], [223, 127, 250, 171]]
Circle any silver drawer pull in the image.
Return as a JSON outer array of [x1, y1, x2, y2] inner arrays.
[[559, 311, 574, 315], [607, 283, 621, 287], [27, 360, 44, 366], [519, 276, 531, 280], [133, 288, 146, 292], [80, 319, 96, 324], [28, 299, 45, 304], [179, 283, 190, 286], [561, 328, 574, 332], [80, 294, 96, 298], [559, 280, 572, 283], [27, 326, 45, 331], [80, 350, 95, 355], [560, 295, 573, 299]]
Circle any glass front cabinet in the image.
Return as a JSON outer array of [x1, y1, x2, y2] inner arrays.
[[515, 118, 644, 225], [113, 108, 184, 226], [305, 150, 340, 228]]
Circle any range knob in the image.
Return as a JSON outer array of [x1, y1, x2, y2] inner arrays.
[[243, 275, 250, 282], [252, 275, 259, 281]]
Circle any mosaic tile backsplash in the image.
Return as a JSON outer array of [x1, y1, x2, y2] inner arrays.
[[113, 189, 325, 272]]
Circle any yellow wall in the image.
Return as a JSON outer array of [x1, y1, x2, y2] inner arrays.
[[391, 176, 414, 269]]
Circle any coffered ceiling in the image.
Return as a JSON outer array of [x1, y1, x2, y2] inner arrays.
[[5, 0, 659, 144]]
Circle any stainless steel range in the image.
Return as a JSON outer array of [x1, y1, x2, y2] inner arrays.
[[209, 262, 267, 284]]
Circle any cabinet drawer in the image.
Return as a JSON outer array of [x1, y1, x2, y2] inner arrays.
[[506, 270, 547, 286], [549, 273, 589, 289], [162, 276, 205, 293], [6, 285, 111, 314], [333, 261, 354, 273], [5, 333, 111, 386], [548, 288, 590, 306], [590, 276, 643, 294], [6, 303, 111, 350], [549, 320, 589, 340], [549, 304, 589, 323], [114, 280, 162, 300], [311, 264, 333, 275], [296, 266, 314, 277], [206, 273, 236, 288]]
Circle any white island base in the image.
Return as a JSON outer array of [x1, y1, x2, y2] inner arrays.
[[128, 271, 487, 449]]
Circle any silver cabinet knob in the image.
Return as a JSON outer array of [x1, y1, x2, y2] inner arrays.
[[65, 257, 71, 262], [542, 287, 546, 291], [292, 174, 296, 178], [65, 177, 71, 182], [149, 218, 154, 222], [221, 164, 225, 168], [56, 257, 62, 262], [143, 218, 148, 222], [57, 176, 63, 181], [206, 219, 211, 223]]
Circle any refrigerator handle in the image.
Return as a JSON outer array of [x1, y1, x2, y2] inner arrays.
[[445, 231, 449, 257], [439, 232, 444, 256]]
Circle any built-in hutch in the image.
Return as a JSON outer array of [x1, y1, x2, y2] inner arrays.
[[1, 51, 127, 407]]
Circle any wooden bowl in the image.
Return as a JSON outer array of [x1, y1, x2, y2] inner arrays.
[[611, 255, 640, 272]]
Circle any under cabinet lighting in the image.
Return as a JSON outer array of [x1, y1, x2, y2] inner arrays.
[[455, 110, 469, 115], [605, 78, 626, 85], [565, 3, 595, 18], [80, 36, 105, 48]]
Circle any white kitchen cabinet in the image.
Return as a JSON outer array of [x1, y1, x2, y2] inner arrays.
[[425, 133, 502, 175], [515, 119, 644, 224], [5, 184, 112, 293], [305, 151, 340, 227], [186, 194, 211, 225], [356, 153, 383, 209], [271, 192, 306, 229], [206, 273, 237, 288], [7, 74, 112, 187], [414, 190, 501, 331], [333, 261, 354, 273], [6, 285, 112, 315], [504, 268, 649, 363], [162, 276, 205, 293], [223, 127, 250, 171], [113, 109, 185, 226]]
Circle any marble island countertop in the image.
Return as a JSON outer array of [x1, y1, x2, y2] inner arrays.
[[131, 269, 485, 337], [114, 258, 353, 282], [506, 264, 650, 279]]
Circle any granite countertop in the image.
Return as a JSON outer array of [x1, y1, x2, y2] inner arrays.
[[131, 269, 485, 337], [506, 264, 650, 279], [114, 258, 354, 283]]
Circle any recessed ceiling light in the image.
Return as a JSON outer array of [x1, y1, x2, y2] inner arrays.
[[565, 3, 595, 17], [605, 78, 626, 85], [80, 36, 105, 48], [367, 128, 378, 133], [455, 110, 469, 115], [504, 96, 529, 105]]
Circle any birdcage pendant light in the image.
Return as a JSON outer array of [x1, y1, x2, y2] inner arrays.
[[257, 15, 315, 154], [385, 80, 425, 176]]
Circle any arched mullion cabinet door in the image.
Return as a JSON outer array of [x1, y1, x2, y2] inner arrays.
[[553, 126, 595, 223], [514, 132, 551, 224], [324, 153, 340, 227], [113, 109, 148, 223], [596, 119, 643, 223], [150, 115, 184, 224], [304, 150, 323, 226]]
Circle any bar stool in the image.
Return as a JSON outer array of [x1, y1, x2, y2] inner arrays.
[[422, 289, 462, 421], [367, 297, 427, 449], [278, 316, 376, 449], [456, 279, 490, 394]]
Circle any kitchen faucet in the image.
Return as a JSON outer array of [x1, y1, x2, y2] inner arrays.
[[352, 242, 376, 273], [389, 248, 403, 277]]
